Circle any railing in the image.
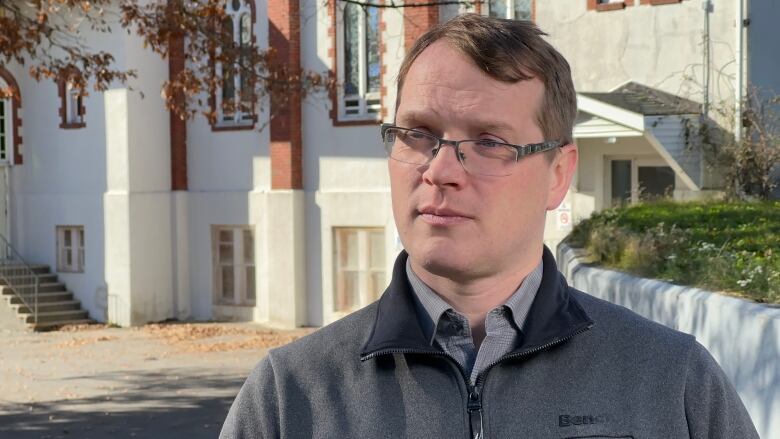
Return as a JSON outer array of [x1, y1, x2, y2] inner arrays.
[[0, 233, 39, 324]]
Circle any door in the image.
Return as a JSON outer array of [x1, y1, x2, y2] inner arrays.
[[609, 157, 675, 207]]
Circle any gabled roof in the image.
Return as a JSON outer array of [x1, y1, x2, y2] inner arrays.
[[579, 82, 701, 116]]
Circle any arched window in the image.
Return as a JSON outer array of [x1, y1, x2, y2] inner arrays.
[[215, 0, 255, 128], [336, 2, 381, 120], [0, 68, 22, 164], [0, 78, 12, 163]]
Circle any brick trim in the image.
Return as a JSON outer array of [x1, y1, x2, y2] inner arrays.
[[0, 66, 23, 164], [57, 67, 86, 130], [209, 0, 258, 132], [328, 0, 384, 126], [169, 30, 188, 191], [269, 0, 303, 189]]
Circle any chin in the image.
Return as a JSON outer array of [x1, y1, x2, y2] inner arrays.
[[410, 240, 473, 278]]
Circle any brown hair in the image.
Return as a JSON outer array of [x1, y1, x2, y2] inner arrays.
[[396, 14, 577, 146]]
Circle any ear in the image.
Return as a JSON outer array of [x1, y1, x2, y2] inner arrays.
[[546, 143, 577, 211]]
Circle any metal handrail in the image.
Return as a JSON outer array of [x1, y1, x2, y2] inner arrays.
[[0, 233, 39, 324]]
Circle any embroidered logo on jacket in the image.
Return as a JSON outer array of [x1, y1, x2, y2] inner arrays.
[[558, 414, 609, 427]]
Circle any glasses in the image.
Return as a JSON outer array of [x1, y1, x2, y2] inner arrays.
[[381, 123, 563, 177]]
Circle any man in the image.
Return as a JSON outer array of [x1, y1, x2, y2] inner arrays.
[[221, 14, 758, 438]]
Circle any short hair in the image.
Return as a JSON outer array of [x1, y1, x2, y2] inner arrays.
[[396, 14, 577, 147]]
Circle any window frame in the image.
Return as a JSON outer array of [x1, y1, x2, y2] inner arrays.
[[606, 156, 676, 206], [0, 91, 11, 163], [57, 69, 86, 130], [335, 1, 382, 123], [212, 225, 256, 306], [487, 0, 534, 20], [212, 0, 257, 131], [56, 225, 85, 273], [332, 227, 386, 315]]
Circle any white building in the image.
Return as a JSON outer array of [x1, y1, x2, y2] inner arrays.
[[0, 0, 775, 329]]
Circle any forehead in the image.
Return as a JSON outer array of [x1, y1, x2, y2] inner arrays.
[[397, 41, 545, 138]]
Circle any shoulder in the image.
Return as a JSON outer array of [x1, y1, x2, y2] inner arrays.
[[569, 287, 695, 355]]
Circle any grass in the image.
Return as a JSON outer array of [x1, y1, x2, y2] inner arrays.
[[566, 200, 780, 304]]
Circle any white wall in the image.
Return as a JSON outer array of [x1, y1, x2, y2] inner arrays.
[[8, 17, 122, 320], [537, 0, 739, 111]]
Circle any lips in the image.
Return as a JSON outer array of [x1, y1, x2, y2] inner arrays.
[[417, 205, 473, 226]]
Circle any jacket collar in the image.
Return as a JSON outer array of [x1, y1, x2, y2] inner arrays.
[[360, 246, 593, 360]]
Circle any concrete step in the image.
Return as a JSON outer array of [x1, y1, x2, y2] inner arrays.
[[13, 300, 82, 314], [4, 291, 75, 304], [1, 282, 66, 295], [28, 319, 94, 331], [20, 309, 89, 324], [0, 264, 50, 275], [0, 273, 58, 285]]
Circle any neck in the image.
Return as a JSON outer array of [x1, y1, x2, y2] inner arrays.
[[409, 251, 541, 345]]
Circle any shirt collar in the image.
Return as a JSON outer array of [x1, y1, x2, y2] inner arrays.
[[406, 257, 544, 345]]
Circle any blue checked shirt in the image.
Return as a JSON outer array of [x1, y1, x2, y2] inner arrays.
[[406, 258, 543, 384]]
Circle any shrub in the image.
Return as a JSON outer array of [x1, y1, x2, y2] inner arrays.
[[566, 201, 780, 303]]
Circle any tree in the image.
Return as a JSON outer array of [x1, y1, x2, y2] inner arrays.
[[0, 0, 481, 123]]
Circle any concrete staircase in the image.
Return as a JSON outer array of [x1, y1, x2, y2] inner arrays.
[[0, 264, 92, 331]]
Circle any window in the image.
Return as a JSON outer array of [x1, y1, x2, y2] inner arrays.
[[0, 94, 9, 162], [213, 226, 255, 305], [488, 0, 532, 20], [58, 69, 86, 129], [215, 0, 255, 127], [440, 1, 475, 22], [589, 0, 627, 11], [610, 158, 675, 206], [65, 82, 84, 125], [0, 68, 20, 164], [337, 2, 381, 120], [57, 226, 85, 273], [334, 228, 385, 313]]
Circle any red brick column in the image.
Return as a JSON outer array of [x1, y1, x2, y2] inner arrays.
[[404, 5, 438, 51], [169, 33, 188, 191], [269, 0, 303, 190]]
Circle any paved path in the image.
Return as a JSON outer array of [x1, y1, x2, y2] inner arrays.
[[0, 323, 313, 439]]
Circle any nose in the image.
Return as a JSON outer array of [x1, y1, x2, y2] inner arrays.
[[421, 143, 467, 188]]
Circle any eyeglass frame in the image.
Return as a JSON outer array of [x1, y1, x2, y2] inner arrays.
[[380, 123, 564, 175]]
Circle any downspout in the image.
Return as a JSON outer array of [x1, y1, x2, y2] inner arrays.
[[735, 0, 745, 142], [702, 0, 711, 118]]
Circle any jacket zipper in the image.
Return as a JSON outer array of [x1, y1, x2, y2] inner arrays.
[[361, 322, 593, 439], [467, 323, 594, 438]]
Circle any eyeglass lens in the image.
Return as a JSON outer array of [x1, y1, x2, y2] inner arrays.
[[383, 127, 518, 176]]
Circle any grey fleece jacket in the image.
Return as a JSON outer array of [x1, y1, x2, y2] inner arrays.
[[220, 248, 758, 438]]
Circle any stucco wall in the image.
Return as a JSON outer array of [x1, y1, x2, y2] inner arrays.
[[537, 0, 739, 110], [298, 0, 402, 326], [558, 243, 780, 439], [9, 16, 121, 320]]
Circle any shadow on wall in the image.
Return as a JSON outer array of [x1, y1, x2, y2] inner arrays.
[[0, 369, 244, 439]]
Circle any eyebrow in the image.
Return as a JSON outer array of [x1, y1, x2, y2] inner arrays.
[[397, 111, 514, 133]]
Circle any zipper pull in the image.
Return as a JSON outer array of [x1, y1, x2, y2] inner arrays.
[[468, 387, 483, 439]]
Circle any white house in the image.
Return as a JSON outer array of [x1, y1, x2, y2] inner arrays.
[[0, 0, 775, 329]]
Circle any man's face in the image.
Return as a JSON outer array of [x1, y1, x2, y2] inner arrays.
[[390, 41, 576, 282]]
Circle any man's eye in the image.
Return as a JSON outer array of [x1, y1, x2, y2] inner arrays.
[[476, 139, 502, 148]]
